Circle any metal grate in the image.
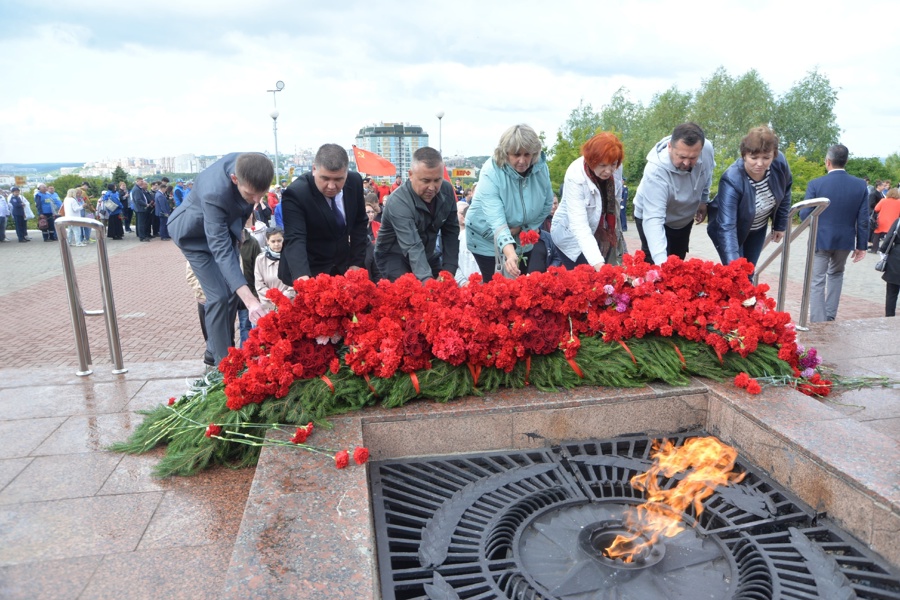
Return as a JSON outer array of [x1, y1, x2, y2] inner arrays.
[[369, 432, 900, 600]]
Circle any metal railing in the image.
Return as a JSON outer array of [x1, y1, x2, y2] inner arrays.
[[752, 197, 830, 330], [54, 217, 127, 376]]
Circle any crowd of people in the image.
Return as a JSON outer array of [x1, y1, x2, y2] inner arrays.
[[4, 121, 899, 369], [0, 178, 197, 245]]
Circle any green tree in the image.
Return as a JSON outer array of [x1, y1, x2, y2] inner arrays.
[[845, 156, 890, 184], [627, 86, 692, 185], [782, 143, 825, 204], [689, 68, 774, 163], [49, 174, 90, 196], [885, 153, 900, 185], [111, 166, 129, 187], [547, 100, 603, 192], [772, 69, 840, 160], [599, 88, 645, 185]]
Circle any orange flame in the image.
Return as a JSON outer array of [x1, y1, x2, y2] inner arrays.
[[604, 436, 745, 563]]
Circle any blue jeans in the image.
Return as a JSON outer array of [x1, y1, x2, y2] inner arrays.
[[238, 308, 252, 348], [741, 225, 768, 268]]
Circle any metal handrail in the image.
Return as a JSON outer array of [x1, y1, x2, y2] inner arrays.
[[752, 197, 830, 330], [54, 216, 127, 376]]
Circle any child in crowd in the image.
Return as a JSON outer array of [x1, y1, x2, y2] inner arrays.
[[238, 217, 261, 347], [255, 226, 295, 310]]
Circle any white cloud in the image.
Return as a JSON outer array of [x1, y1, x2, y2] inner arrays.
[[1, 0, 898, 164]]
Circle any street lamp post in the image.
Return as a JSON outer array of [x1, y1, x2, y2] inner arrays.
[[271, 110, 280, 187], [436, 111, 444, 154], [267, 81, 285, 183]]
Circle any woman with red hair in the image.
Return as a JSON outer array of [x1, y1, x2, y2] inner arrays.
[[551, 131, 624, 269]]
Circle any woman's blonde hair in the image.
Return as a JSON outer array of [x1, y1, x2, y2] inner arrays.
[[66, 188, 78, 198], [493, 124, 542, 167]]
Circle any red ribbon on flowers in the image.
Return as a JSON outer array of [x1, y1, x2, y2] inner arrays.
[[467, 363, 482, 387], [714, 347, 724, 364], [524, 355, 531, 386], [363, 374, 378, 396], [618, 340, 637, 364], [567, 358, 584, 379], [410, 372, 420, 394], [670, 342, 686, 368], [320, 376, 335, 393]]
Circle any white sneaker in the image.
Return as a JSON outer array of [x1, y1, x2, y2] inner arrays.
[[76, 243, 86, 247]]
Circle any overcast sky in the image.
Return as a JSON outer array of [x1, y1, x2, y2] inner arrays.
[[1, 0, 897, 165]]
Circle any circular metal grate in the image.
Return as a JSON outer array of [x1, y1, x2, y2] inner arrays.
[[369, 432, 900, 600]]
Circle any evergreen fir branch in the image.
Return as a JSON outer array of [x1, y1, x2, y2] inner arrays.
[[152, 440, 219, 477]]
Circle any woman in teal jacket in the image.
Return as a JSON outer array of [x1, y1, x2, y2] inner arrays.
[[465, 124, 554, 280]]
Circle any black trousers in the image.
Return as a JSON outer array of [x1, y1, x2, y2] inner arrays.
[[887, 282, 899, 317], [634, 217, 693, 264], [471, 239, 547, 282], [135, 211, 150, 240], [14, 215, 28, 240]]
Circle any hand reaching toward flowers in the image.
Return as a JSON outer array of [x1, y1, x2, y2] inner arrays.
[[502, 244, 521, 277]]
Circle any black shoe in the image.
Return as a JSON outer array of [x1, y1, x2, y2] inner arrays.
[[19, 239, 30, 243]]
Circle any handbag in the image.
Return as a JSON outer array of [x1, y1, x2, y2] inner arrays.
[[875, 220, 899, 272], [103, 198, 118, 213], [37, 213, 49, 231]]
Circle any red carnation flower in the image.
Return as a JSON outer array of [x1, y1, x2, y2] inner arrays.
[[353, 446, 370, 465], [205, 424, 222, 438], [519, 230, 540, 246], [334, 450, 350, 469], [733, 372, 751, 389], [167, 397, 176, 406], [290, 426, 309, 444], [746, 379, 762, 395]]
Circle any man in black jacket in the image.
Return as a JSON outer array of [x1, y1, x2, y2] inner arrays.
[[130, 178, 152, 241], [374, 147, 459, 282], [279, 143, 368, 284]]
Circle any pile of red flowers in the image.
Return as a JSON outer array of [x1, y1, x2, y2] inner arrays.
[[220, 252, 823, 411]]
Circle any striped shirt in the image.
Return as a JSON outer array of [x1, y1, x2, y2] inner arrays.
[[750, 170, 776, 231]]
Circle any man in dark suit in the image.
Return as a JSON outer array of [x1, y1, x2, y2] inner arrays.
[[800, 144, 869, 322], [168, 152, 273, 365], [279, 143, 368, 284], [130, 178, 152, 242]]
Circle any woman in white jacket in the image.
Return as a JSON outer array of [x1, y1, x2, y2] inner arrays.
[[63, 188, 86, 246], [551, 132, 624, 269]]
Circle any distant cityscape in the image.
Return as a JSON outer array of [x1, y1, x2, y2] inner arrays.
[[0, 122, 482, 189]]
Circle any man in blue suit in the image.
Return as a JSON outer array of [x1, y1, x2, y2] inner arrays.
[[800, 144, 869, 322], [168, 153, 274, 365]]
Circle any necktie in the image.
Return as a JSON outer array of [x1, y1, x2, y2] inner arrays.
[[330, 198, 346, 231]]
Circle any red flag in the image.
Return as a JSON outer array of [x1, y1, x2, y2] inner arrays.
[[352, 145, 396, 176], [444, 166, 458, 201]]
